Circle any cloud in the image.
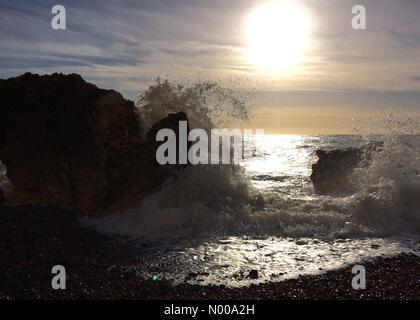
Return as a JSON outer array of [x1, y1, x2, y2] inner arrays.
[[0, 0, 420, 99], [409, 76, 420, 82]]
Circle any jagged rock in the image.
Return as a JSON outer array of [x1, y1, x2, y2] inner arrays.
[[0, 73, 142, 211], [0, 73, 143, 211], [146, 111, 189, 143], [146, 112, 191, 165], [310, 142, 382, 194], [104, 111, 191, 212]]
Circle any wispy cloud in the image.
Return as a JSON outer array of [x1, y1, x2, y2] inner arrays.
[[0, 0, 419, 100]]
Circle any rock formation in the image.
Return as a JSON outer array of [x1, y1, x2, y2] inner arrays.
[[146, 111, 189, 142], [0, 73, 188, 212], [310, 142, 382, 194], [146, 111, 192, 165]]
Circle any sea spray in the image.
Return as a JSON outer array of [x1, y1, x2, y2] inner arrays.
[[352, 138, 420, 234], [84, 82, 420, 240], [84, 165, 262, 238], [83, 79, 262, 238], [135, 78, 251, 135], [326, 111, 420, 236], [80, 130, 420, 287]]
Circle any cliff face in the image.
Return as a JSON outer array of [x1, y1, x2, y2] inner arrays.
[[0, 73, 185, 212]]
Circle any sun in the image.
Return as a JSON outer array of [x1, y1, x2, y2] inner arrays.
[[246, 1, 310, 72]]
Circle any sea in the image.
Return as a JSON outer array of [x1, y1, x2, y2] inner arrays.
[[82, 134, 420, 287]]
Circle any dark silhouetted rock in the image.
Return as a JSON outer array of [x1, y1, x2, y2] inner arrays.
[[310, 142, 382, 194], [104, 111, 191, 212], [0, 73, 190, 212], [0, 187, 4, 204], [0, 73, 142, 211], [249, 269, 259, 280], [146, 112, 188, 142], [146, 112, 191, 165]]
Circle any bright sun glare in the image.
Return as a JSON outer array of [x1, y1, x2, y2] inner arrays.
[[246, 1, 310, 72]]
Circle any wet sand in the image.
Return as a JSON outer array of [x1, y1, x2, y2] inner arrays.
[[0, 206, 419, 300]]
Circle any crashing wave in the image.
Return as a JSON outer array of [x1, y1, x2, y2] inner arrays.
[[84, 81, 420, 239]]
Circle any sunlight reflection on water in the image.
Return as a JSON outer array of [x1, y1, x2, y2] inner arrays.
[[123, 135, 419, 287], [134, 236, 416, 287]]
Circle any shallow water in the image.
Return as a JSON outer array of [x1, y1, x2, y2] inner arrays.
[[84, 134, 420, 287], [124, 236, 418, 287]]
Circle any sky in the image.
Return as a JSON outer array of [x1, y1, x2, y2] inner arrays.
[[1, 0, 420, 133]]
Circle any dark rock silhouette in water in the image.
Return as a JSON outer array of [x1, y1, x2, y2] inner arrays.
[[146, 111, 189, 142], [310, 142, 382, 194], [0, 73, 188, 212], [147, 111, 192, 166]]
